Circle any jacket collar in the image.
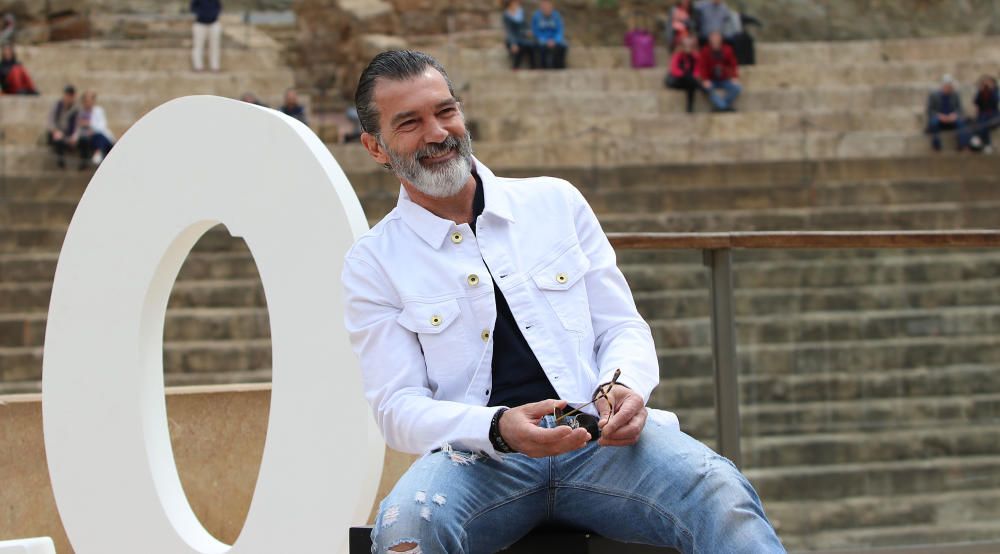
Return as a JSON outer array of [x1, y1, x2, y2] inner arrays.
[[396, 157, 515, 249]]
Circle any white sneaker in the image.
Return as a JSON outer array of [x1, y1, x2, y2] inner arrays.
[[91, 151, 103, 165]]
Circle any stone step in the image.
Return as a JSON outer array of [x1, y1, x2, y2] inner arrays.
[[667, 368, 1000, 437], [0, 225, 245, 254], [0, 308, 271, 347], [624, 250, 1000, 293], [649, 305, 1000, 350], [0, 250, 262, 284], [742, 424, 1000, 468], [26, 69, 295, 102], [606, 199, 998, 232], [471, 108, 928, 144], [16, 42, 282, 73], [462, 84, 963, 118], [659, 335, 1000, 379], [782, 519, 1000, 551], [745, 455, 1000, 501], [636, 278, 1000, 322], [765, 489, 1000, 541], [460, 61, 997, 95], [424, 35, 1000, 73]]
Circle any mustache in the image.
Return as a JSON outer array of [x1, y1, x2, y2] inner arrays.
[[416, 135, 462, 160]]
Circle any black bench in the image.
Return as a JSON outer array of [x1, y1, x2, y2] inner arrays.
[[350, 526, 680, 553]]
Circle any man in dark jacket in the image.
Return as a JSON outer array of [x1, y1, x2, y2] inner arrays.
[[699, 31, 741, 112], [191, 0, 222, 72], [926, 74, 970, 152], [47, 85, 82, 169]]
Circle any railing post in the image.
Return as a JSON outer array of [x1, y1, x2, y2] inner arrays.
[[703, 248, 742, 468]]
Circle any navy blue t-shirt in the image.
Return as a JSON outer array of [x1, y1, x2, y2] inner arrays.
[[469, 173, 560, 408]]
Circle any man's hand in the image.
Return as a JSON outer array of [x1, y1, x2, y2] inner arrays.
[[702, 80, 713, 90], [596, 385, 647, 447], [52, 130, 64, 141], [499, 399, 590, 458], [547, 39, 556, 48]]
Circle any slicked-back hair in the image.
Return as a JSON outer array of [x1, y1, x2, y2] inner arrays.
[[354, 50, 456, 136]]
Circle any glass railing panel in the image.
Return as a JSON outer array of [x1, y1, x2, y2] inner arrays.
[[732, 247, 1000, 551], [619, 248, 718, 451]]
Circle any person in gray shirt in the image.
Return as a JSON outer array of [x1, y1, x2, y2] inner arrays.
[[695, 0, 735, 44]]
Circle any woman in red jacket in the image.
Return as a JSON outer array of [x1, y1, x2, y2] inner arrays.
[[698, 31, 741, 112], [0, 44, 38, 95], [665, 35, 701, 113]]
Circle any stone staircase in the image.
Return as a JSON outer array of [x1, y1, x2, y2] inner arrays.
[[2, 27, 1000, 551]]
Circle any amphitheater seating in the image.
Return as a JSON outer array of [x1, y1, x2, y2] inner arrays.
[[1, 25, 999, 551]]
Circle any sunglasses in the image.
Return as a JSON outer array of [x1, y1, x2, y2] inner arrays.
[[552, 368, 621, 441]]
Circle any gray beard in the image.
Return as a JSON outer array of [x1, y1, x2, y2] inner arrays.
[[382, 132, 475, 198]]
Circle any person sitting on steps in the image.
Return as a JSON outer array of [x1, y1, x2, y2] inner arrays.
[[699, 31, 741, 112]]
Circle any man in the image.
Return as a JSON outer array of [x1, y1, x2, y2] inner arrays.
[[926, 74, 970, 152], [279, 88, 308, 125], [694, 0, 735, 44], [531, 0, 567, 69], [699, 31, 741, 112], [46, 85, 81, 169], [343, 50, 785, 554], [190, 0, 222, 72]]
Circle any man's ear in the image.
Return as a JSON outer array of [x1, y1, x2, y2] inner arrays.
[[360, 132, 390, 166]]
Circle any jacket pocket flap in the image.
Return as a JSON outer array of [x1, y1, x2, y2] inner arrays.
[[532, 244, 591, 291], [397, 299, 462, 334]]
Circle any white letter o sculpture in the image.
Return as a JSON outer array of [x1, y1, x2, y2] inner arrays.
[[42, 96, 383, 553]]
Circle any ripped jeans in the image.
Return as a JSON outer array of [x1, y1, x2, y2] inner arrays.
[[370, 410, 785, 554]]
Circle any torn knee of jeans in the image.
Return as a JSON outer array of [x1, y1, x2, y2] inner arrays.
[[387, 539, 422, 553], [420, 505, 432, 521], [380, 504, 400, 529], [414, 490, 427, 504]]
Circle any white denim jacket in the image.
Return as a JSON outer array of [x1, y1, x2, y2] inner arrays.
[[343, 159, 674, 458]]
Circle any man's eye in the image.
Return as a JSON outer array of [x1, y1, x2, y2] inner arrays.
[[398, 120, 417, 130], [438, 108, 457, 116]]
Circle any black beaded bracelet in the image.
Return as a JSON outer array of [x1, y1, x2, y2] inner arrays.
[[489, 407, 515, 453]]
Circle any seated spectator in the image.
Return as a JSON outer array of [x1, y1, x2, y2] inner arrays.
[[694, 0, 736, 45], [279, 88, 308, 125], [75, 90, 114, 165], [239, 92, 268, 107], [47, 85, 81, 169], [0, 44, 38, 95], [926, 74, 971, 152], [624, 18, 656, 69], [1, 13, 15, 46], [972, 75, 998, 154], [667, 0, 695, 50], [666, 35, 701, 113], [699, 31, 741, 112], [532, 0, 567, 70], [502, 0, 534, 70]]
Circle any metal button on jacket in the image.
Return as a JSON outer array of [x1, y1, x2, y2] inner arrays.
[[467, 274, 480, 287], [481, 329, 490, 342], [430, 315, 443, 326], [451, 232, 463, 244], [556, 272, 568, 284]]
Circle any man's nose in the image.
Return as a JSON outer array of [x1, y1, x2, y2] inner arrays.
[[424, 119, 449, 144]]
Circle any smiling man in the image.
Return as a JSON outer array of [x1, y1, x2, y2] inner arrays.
[[342, 50, 785, 554]]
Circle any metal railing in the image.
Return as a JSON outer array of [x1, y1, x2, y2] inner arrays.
[[608, 230, 1000, 554]]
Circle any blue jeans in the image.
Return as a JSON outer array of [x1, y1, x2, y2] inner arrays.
[[926, 114, 970, 150], [371, 410, 785, 553], [705, 79, 742, 111], [976, 113, 997, 147]]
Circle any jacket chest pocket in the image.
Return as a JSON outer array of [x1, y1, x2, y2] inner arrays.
[[531, 243, 592, 333], [397, 298, 473, 382]]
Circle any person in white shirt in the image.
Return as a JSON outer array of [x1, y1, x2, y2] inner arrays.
[[75, 90, 114, 165], [343, 50, 785, 554]]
